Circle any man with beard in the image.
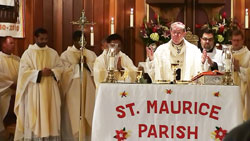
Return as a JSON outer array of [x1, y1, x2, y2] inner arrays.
[[14, 28, 64, 140], [200, 29, 223, 71], [60, 30, 96, 141]]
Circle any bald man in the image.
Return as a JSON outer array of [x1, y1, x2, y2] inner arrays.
[[0, 36, 20, 136]]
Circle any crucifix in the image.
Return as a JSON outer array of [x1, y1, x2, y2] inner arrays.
[[71, 10, 92, 141]]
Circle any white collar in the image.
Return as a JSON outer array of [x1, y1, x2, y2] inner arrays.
[[31, 44, 49, 50], [232, 46, 248, 55], [0, 51, 13, 57], [170, 40, 186, 55], [68, 45, 81, 53]]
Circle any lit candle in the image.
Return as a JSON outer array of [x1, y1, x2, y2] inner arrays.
[[111, 17, 115, 34], [223, 18, 225, 24], [146, 4, 149, 22], [245, 9, 249, 28], [130, 8, 134, 27], [90, 26, 94, 46]]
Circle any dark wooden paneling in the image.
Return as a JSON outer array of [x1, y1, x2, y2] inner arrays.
[[43, 0, 53, 48], [33, 0, 43, 32], [125, 0, 135, 60], [103, 0, 110, 37], [92, 0, 105, 55], [185, 0, 193, 31], [198, 0, 225, 4], [73, 0, 82, 31], [116, 0, 125, 52], [16, 0, 34, 56], [146, 0, 185, 4], [134, 0, 147, 65], [62, 0, 73, 52], [233, 0, 244, 25], [53, 0, 63, 54], [83, 0, 92, 49], [245, 29, 250, 50]]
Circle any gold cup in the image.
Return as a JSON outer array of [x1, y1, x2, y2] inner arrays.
[[136, 70, 143, 83], [120, 70, 128, 82]]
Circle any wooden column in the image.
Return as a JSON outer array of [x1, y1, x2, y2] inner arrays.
[[124, 0, 135, 59], [129, 28, 135, 62], [185, 0, 194, 31], [233, 0, 245, 24], [43, 0, 53, 48], [62, 0, 73, 52], [53, 0, 63, 54], [134, 0, 147, 65], [16, 0, 35, 56]]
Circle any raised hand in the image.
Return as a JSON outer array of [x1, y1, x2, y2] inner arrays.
[[201, 50, 207, 64], [146, 46, 154, 61], [206, 56, 214, 66]]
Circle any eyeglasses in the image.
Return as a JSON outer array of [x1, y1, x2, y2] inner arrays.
[[201, 38, 214, 42]]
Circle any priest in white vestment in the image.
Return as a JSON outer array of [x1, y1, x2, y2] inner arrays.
[[60, 31, 96, 141], [146, 22, 202, 82], [231, 30, 250, 121], [0, 37, 20, 134], [200, 29, 223, 71], [14, 28, 64, 141], [93, 34, 137, 88]]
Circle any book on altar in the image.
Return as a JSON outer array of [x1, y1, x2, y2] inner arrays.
[[192, 71, 224, 85]]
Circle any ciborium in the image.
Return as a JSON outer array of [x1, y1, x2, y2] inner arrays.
[[171, 61, 180, 84], [105, 43, 118, 83], [222, 45, 234, 85]]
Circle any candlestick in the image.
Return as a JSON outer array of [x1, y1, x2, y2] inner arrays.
[[111, 17, 115, 34], [245, 9, 249, 28], [146, 4, 149, 22], [130, 8, 134, 27], [90, 26, 94, 46]]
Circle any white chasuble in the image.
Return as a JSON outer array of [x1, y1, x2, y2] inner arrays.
[[202, 47, 223, 71], [148, 39, 202, 82], [232, 46, 250, 120], [14, 44, 63, 140], [60, 46, 96, 141], [93, 50, 137, 89], [0, 51, 20, 132]]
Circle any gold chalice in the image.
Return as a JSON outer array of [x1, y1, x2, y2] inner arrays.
[[120, 70, 128, 82], [136, 70, 143, 83]]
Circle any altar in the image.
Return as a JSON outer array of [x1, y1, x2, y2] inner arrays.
[[92, 83, 243, 141]]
